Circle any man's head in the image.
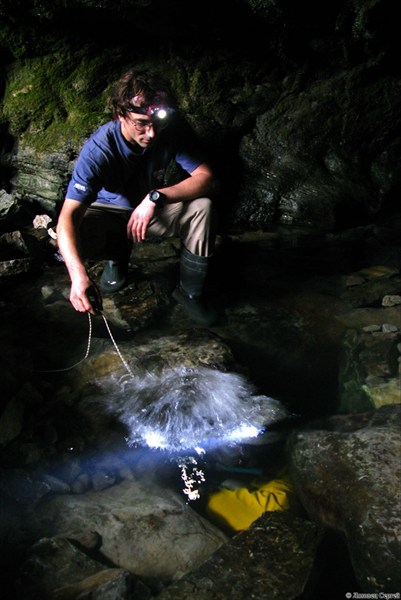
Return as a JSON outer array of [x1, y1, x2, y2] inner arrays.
[[110, 68, 176, 147], [110, 68, 176, 120]]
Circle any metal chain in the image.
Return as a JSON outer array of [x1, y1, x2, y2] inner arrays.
[[37, 311, 93, 373], [100, 313, 134, 377], [37, 311, 134, 377]]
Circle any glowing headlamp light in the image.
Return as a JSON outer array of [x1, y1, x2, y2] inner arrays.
[[127, 103, 173, 121], [147, 106, 170, 120]]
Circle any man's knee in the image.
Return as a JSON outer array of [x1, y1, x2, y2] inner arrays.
[[186, 197, 217, 230], [190, 196, 214, 217]]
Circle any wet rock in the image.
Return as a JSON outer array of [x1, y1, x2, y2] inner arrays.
[[87, 262, 171, 333], [71, 327, 236, 399], [10, 147, 71, 214], [341, 265, 401, 308], [362, 324, 381, 332], [66, 529, 101, 551], [0, 469, 51, 505], [0, 230, 30, 257], [337, 305, 400, 331], [362, 378, 400, 408], [94, 454, 135, 482], [0, 191, 37, 235], [17, 536, 110, 599], [134, 328, 236, 373], [0, 190, 16, 218], [0, 256, 34, 276], [53, 568, 139, 600], [91, 469, 116, 491], [345, 274, 366, 287], [382, 294, 401, 307], [27, 478, 228, 582], [38, 473, 70, 495], [235, 67, 401, 230], [287, 405, 401, 592], [338, 323, 400, 412], [70, 473, 91, 495], [157, 511, 323, 600], [0, 227, 49, 272]]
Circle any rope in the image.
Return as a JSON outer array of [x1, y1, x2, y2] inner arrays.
[[100, 313, 134, 378], [37, 311, 134, 377]]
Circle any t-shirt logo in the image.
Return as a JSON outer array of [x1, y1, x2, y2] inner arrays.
[[74, 183, 87, 192]]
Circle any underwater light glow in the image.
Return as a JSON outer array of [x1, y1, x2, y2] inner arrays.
[[142, 430, 167, 449], [98, 365, 288, 453], [227, 423, 260, 441]]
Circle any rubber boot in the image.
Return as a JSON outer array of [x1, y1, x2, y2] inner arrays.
[[172, 247, 217, 326], [99, 260, 128, 293]]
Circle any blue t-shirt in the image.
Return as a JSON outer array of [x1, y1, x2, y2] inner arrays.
[[66, 114, 206, 209]]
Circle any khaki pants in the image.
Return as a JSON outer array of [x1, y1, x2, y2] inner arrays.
[[80, 197, 217, 261]]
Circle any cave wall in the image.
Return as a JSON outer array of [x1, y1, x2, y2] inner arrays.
[[0, 0, 400, 230]]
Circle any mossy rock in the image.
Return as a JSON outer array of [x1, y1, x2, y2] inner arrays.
[[1, 49, 118, 153]]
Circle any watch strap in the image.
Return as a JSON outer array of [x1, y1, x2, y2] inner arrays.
[[149, 189, 165, 207]]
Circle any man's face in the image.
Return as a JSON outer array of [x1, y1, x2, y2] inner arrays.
[[119, 112, 157, 148]]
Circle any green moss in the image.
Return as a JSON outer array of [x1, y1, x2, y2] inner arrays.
[[340, 379, 374, 413], [351, 0, 380, 41], [1, 50, 114, 153], [362, 379, 401, 409], [171, 59, 256, 128]]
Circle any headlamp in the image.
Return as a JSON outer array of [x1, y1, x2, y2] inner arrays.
[[147, 106, 170, 120], [127, 103, 173, 121]]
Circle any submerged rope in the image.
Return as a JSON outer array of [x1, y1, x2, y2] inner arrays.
[[38, 311, 134, 377]]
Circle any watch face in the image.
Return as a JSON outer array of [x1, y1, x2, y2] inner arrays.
[[150, 190, 160, 202]]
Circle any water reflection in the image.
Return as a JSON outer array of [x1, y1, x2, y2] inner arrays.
[[98, 365, 288, 453]]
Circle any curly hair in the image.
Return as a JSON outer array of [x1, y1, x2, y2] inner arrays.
[[109, 68, 177, 119]]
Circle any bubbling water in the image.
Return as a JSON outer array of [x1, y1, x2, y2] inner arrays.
[[177, 455, 206, 501], [102, 365, 288, 453]]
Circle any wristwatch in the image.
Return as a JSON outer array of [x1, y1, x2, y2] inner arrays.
[[149, 189, 165, 208]]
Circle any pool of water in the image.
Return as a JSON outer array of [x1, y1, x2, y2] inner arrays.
[[1, 221, 399, 597]]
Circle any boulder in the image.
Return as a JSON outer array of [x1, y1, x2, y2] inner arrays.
[[17, 536, 109, 599], [287, 405, 401, 592], [27, 479, 227, 582], [157, 511, 323, 600]]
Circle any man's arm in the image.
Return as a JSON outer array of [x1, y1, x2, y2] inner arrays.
[[127, 162, 219, 243], [56, 199, 100, 314], [158, 162, 219, 202]]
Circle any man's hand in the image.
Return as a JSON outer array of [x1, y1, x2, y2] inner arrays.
[[70, 275, 102, 315], [127, 197, 156, 243]]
